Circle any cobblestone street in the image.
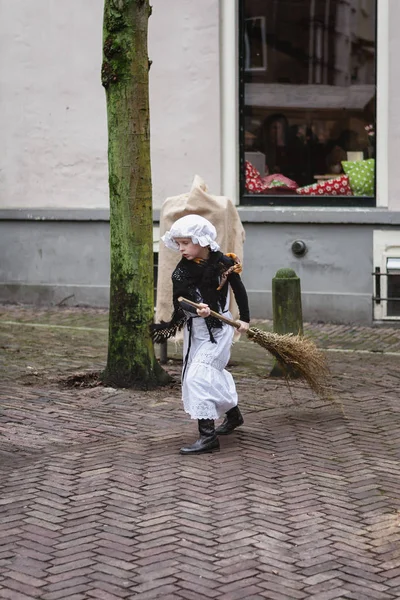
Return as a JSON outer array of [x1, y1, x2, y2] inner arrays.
[[1, 306, 400, 600]]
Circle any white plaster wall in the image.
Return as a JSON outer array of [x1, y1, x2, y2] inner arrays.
[[0, 0, 221, 209], [388, 0, 400, 211], [149, 0, 221, 206], [0, 1, 109, 208]]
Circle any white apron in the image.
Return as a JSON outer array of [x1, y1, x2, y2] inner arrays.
[[181, 293, 238, 420]]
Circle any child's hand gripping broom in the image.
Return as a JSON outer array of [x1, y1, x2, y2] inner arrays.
[[178, 296, 330, 398]]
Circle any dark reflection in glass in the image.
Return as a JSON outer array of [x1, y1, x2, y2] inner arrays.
[[387, 274, 400, 317]]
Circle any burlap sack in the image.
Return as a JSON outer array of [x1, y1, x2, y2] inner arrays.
[[156, 175, 245, 325]]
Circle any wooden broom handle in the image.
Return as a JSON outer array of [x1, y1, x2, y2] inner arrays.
[[178, 296, 241, 330]]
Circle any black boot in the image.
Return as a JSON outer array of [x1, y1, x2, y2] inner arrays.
[[215, 406, 244, 436], [180, 419, 220, 455]]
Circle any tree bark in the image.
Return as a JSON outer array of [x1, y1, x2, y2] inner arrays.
[[101, 0, 169, 388]]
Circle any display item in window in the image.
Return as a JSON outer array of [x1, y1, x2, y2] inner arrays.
[[296, 174, 353, 196], [245, 160, 298, 194]]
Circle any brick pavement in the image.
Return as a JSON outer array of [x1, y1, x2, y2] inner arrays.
[[1, 306, 400, 599]]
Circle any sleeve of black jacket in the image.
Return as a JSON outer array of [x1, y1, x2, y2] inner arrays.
[[228, 271, 250, 323]]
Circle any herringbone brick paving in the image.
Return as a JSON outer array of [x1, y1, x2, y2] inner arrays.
[[1, 306, 400, 599]]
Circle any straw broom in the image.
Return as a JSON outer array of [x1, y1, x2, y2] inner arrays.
[[178, 296, 331, 398]]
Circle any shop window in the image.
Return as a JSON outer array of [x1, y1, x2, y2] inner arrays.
[[240, 0, 377, 206]]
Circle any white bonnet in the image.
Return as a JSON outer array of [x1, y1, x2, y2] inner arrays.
[[161, 214, 220, 252]]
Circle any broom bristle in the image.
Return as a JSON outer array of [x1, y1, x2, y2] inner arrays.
[[247, 328, 330, 398]]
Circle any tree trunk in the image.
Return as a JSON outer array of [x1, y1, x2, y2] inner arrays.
[[101, 0, 169, 388]]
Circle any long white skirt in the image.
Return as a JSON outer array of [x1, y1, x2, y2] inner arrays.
[[182, 313, 238, 420]]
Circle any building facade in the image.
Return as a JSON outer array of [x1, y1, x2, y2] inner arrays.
[[1, 0, 400, 324]]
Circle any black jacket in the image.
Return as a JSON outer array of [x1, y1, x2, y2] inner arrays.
[[151, 251, 250, 343]]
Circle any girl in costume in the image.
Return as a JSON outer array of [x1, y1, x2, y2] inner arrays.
[[151, 214, 250, 455]]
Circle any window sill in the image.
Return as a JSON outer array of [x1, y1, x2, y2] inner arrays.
[[237, 205, 400, 225], [2, 207, 399, 226]]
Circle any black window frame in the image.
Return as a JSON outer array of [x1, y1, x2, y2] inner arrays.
[[238, 0, 377, 208]]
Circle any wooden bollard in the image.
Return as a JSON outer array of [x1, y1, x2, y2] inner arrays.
[[270, 267, 303, 378]]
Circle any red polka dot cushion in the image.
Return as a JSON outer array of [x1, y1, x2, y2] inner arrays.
[[296, 174, 353, 196], [245, 161, 265, 193]]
